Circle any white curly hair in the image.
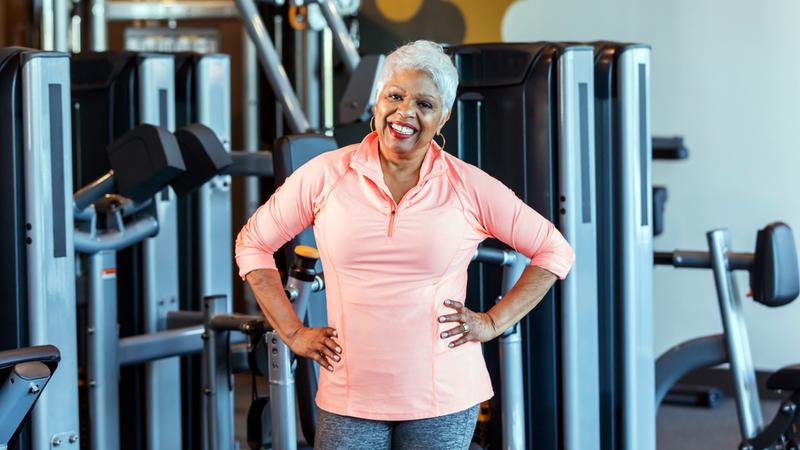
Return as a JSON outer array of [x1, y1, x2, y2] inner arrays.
[[374, 40, 459, 114]]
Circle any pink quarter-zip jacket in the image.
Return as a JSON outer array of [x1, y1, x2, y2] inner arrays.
[[235, 132, 575, 420]]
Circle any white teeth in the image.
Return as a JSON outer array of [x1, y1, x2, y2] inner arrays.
[[390, 123, 415, 135]]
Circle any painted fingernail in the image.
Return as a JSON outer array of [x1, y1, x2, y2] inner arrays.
[[440, 332, 447, 338], [448, 343, 454, 348], [438, 316, 446, 322], [328, 366, 334, 371], [445, 299, 451, 305], [332, 330, 338, 337], [336, 346, 342, 353], [334, 355, 340, 361]]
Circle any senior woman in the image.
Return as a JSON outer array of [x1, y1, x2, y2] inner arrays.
[[236, 40, 575, 449]]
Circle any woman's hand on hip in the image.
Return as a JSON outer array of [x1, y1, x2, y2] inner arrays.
[[437, 299, 498, 348], [286, 326, 342, 372]]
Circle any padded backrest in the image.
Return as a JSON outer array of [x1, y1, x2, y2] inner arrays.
[[272, 133, 339, 185], [751, 222, 800, 307]]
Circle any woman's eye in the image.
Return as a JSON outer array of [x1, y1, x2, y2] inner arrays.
[[419, 102, 433, 109], [389, 93, 402, 101]]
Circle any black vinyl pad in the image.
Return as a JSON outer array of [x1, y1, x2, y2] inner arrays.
[[767, 364, 800, 391], [171, 123, 233, 197], [106, 124, 185, 202], [751, 222, 800, 307]]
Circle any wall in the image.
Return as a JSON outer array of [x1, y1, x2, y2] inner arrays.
[[502, 0, 800, 370]]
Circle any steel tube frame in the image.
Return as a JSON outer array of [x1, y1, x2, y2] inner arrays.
[[315, 0, 359, 72], [118, 326, 208, 367], [707, 229, 764, 440], [24, 51, 81, 450], [234, 0, 311, 133], [202, 295, 235, 450], [138, 54, 183, 450], [497, 252, 529, 450], [557, 47, 601, 450], [86, 250, 119, 450]]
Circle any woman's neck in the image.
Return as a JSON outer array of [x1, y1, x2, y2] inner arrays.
[[377, 141, 428, 179]]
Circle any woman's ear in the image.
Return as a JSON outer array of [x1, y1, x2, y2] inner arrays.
[[439, 110, 452, 130]]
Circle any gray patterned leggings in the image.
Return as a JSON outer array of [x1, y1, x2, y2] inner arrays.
[[313, 404, 480, 450]]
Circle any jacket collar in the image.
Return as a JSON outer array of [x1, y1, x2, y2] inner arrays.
[[349, 132, 448, 185]]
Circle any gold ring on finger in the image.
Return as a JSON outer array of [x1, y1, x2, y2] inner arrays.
[[463, 323, 470, 334]]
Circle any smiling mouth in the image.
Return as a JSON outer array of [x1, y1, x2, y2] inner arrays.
[[388, 122, 417, 137]]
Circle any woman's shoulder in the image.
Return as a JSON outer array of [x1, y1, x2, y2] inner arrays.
[[293, 143, 359, 178], [440, 151, 506, 192]]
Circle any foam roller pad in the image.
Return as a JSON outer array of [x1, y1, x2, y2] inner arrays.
[[170, 123, 233, 197], [107, 124, 185, 202]]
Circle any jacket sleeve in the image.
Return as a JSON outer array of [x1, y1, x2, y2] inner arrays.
[[234, 157, 327, 279], [468, 168, 575, 280]]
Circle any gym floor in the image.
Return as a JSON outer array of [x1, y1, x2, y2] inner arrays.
[[232, 374, 781, 449], [657, 398, 782, 450]]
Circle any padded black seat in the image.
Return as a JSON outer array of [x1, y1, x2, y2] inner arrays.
[[766, 364, 800, 391], [0, 345, 60, 372]]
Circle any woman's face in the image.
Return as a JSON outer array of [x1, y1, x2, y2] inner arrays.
[[374, 68, 450, 156]]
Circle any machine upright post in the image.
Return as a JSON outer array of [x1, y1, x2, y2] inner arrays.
[[498, 252, 528, 450], [202, 295, 235, 450], [89, 0, 108, 51], [23, 51, 81, 450], [707, 229, 764, 440], [557, 47, 601, 450], [138, 54, 183, 450], [266, 331, 298, 450], [87, 250, 120, 450]]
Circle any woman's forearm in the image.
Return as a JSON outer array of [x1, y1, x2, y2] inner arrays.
[[485, 265, 558, 337], [246, 268, 304, 343]]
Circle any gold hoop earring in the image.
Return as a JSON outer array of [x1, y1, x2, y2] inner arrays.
[[369, 116, 375, 132], [435, 132, 446, 152]]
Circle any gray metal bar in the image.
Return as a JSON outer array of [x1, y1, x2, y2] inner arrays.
[[87, 250, 119, 450], [89, 0, 107, 51], [618, 46, 655, 450], [73, 171, 115, 212], [707, 229, 763, 440], [54, 0, 69, 52], [41, 0, 54, 50], [209, 314, 269, 334], [557, 46, 600, 450], [298, 28, 321, 128], [322, 27, 334, 134], [655, 334, 727, 407], [266, 331, 298, 450], [0, 362, 52, 444], [106, 1, 239, 21], [119, 326, 204, 367], [138, 54, 183, 450], [73, 216, 158, 254], [203, 296, 235, 450], [166, 311, 204, 329], [316, 0, 359, 72], [23, 51, 80, 450], [497, 252, 528, 450], [196, 55, 233, 303], [225, 151, 275, 178], [234, 0, 311, 133], [243, 28, 262, 315], [654, 250, 753, 271]]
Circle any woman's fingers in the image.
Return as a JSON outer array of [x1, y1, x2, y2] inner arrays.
[[448, 335, 470, 348], [437, 312, 466, 323], [444, 299, 464, 310], [440, 324, 470, 339], [323, 337, 342, 355], [311, 351, 334, 371]]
